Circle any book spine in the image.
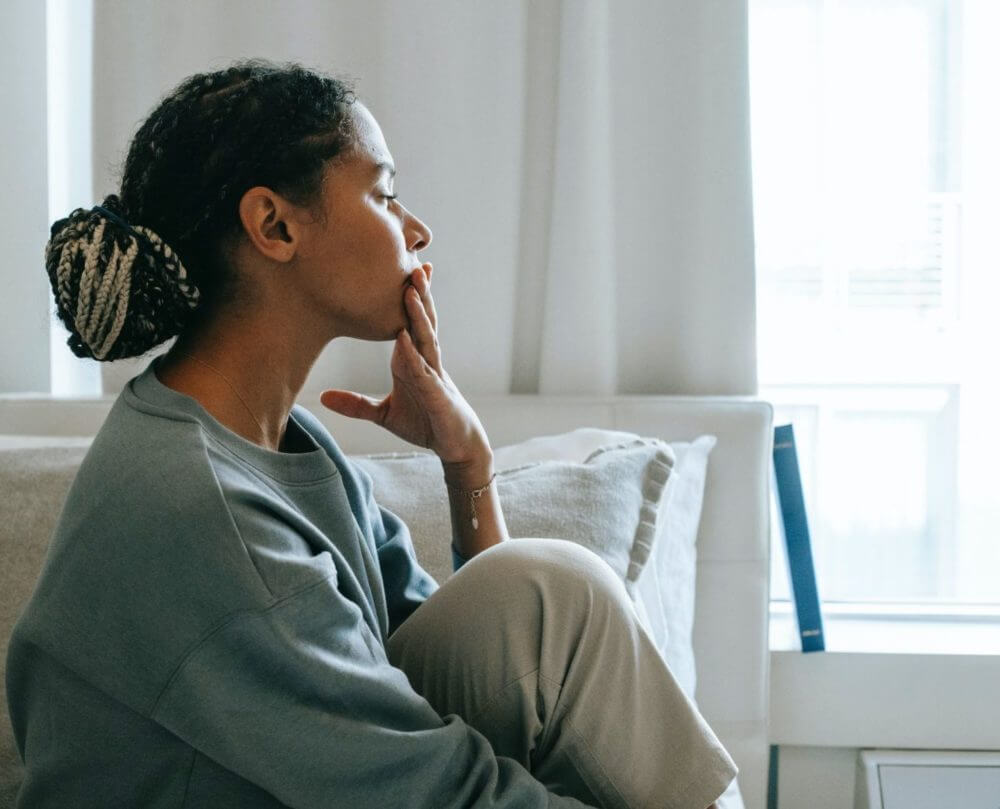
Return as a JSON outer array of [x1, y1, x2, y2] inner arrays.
[[773, 423, 825, 652]]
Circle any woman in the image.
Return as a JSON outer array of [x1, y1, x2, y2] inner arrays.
[[7, 60, 735, 808]]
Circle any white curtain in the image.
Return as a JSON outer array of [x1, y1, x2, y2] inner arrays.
[[88, 0, 757, 398]]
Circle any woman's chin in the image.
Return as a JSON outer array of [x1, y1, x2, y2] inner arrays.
[[336, 306, 408, 342], [374, 318, 409, 342]]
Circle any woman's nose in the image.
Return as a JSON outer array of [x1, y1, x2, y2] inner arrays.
[[406, 211, 432, 252]]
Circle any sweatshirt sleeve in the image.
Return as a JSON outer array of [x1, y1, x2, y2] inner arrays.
[[289, 406, 440, 635], [356, 462, 440, 635], [150, 573, 594, 809], [452, 543, 471, 572]]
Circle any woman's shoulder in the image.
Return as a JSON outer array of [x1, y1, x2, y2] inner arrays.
[[80, 391, 216, 485], [59, 398, 234, 556]]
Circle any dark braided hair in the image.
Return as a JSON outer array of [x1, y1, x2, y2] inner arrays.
[[44, 59, 358, 361]]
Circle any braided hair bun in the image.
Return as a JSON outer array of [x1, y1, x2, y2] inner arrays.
[[44, 194, 201, 360], [44, 60, 357, 363]]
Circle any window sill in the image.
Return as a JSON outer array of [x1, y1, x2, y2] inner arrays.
[[768, 603, 1000, 748], [769, 601, 1000, 655]]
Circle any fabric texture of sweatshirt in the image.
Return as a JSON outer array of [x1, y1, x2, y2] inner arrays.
[[5, 356, 590, 808]]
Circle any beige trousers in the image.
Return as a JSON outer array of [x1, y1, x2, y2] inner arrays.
[[386, 538, 738, 809]]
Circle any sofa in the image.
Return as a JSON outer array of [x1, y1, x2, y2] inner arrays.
[[0, 393, 773, 809]]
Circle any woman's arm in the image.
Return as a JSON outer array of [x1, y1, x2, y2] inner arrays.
[[442, 449, 510, 564]]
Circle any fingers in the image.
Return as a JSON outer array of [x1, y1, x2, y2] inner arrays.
[[404, 270, 442, 375], [319, 389, 386, 423], [397, 329, 430, 374], [411, 263, 437, 332], [393, 330, 443, 397]]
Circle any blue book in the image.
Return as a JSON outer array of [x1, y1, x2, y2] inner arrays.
[[772, 423, 825, 652]]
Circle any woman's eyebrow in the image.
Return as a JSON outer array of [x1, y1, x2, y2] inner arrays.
[[374, 160, 396, 178]]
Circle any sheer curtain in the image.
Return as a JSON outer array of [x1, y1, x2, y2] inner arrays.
[[72, 0, 756, 398]]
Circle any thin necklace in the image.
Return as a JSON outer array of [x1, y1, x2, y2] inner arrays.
[[178, 352, 269, 445]]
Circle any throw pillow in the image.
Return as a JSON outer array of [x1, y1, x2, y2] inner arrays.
[[351, 438, 675, 598]]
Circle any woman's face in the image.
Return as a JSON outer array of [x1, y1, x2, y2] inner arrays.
[[293, 102, 433, 341]]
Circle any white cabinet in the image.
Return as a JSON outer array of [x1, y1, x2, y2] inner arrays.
[[855, 750, 1000, 809]]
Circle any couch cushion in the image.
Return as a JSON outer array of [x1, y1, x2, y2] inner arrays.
[[0, 439, 92, 804]]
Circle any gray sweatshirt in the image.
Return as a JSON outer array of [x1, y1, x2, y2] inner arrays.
[[5, 356, 590, 808]]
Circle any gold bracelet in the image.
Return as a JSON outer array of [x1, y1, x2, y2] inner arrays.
[[445, 472, 497, 530]]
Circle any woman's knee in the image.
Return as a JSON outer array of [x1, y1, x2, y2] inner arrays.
[[388, 538, 635, 696], [465, 538, 630, 608]]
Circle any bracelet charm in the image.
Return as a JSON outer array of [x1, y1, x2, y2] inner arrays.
[[446, 472, 497, 530]]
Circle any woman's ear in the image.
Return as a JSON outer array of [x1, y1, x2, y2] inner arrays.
[[238, 186, 298, 262]]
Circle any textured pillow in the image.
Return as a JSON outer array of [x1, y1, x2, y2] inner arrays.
[[631, 434, 717, 699], [352, 428, 717, 701], [352, 437, 675, 599], [492, 427, 642, 468]]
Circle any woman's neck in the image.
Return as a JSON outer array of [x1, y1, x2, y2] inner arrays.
[[156, 311, 325, 452]]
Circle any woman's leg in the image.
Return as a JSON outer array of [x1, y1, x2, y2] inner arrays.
[[385, 538, 737, 809]]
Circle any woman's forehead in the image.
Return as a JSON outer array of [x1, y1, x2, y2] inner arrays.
[[319, 104, 390, 185], [328, 145, 393, 187], [349, 103, 391, 162]]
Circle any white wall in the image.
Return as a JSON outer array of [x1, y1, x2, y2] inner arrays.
[[776, 746, 856, 809], [0, 1, 50, 393]]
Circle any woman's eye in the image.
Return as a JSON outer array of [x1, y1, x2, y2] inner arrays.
[[382, 193, 398, 203]]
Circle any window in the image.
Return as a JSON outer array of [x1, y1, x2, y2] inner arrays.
[[751, 0, 1000, 604]]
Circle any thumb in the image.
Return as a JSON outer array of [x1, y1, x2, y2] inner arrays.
[[319, 389, 384, 423]]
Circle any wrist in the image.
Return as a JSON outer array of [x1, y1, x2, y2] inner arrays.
[[440, 450, 494, 490]]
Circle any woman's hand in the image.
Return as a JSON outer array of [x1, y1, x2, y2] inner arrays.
[[319, 262, 490, 467]]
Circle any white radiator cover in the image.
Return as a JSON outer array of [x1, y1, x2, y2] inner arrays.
[[854, 749, 1000, 809]]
